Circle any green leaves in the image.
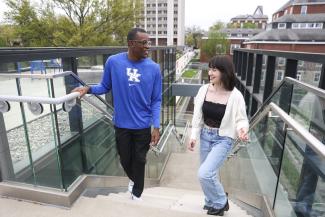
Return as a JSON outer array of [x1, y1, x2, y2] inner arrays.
[[1, 0, 143, 47]]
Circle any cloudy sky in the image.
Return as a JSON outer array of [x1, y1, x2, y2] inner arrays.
[[0, 0, 288, 30], [184, 0, 288, 30]]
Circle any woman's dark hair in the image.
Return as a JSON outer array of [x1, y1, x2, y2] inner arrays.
[[208, 55, 235, 91], [127, 28, 147, 41]]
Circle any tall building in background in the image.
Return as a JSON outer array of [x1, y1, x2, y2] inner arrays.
[[136, 0, 185, 46]]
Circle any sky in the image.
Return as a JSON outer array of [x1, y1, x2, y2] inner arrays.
[[0, 0, 288, 30], [184, 0, 287, 30]]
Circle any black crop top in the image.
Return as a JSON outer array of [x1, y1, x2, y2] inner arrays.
[[202, 100, 226, 128]]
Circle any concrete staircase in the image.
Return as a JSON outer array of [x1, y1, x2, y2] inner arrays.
[[78, 186, 253, 217], [0, 146, 256, 217]]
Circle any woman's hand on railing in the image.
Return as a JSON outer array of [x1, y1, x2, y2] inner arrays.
[[238, 128, 249, 141], [187, 139, 196, 151], [72, 86, 90, 97]]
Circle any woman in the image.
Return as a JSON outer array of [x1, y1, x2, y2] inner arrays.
[[188, 55, 249, 216]]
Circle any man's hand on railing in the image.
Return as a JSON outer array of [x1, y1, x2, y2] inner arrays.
[[150, 128, 160, 146], [72, 86, 90, 98], [187, 139, 196, 151], [238, 128, 249, 141]]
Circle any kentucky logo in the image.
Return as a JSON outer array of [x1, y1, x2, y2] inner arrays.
[[126, 68, 141, 82]]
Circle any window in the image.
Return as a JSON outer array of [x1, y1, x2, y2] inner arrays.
[[152, 3, 155, 7], [277, 71, 284, 81], [301, 5, 307, 14], [230, 44, 240, 55], [174, 31, 177, 34], [292, 23, 299, 29], [314, 73, 321, 82], [315, 23, 323, 29], [278, 57, 285, 66], [278, 23, 286, 29], [296, 71, 302, 80]]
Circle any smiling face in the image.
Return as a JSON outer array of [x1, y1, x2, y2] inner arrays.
[[128, 32, 151, 60], [208, 67, 222, 85]]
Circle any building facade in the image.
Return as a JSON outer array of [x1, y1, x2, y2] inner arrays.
[[222, 6, 268, 55], [244, 0, 325, 53], [136, 0, 185, 46]]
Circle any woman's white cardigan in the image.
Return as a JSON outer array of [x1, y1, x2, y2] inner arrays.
[[190, 84, 249, 140]]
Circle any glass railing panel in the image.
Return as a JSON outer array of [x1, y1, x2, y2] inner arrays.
[[223, 114, 286, 206], [20, 103, 63, 188], [289, 85, 325, 135], [273, 130, 325, 217], [146, 125, 175, 179], [77, 55, 104, 84], [297, 61, 323, 87], [1, 101, 63, 189]]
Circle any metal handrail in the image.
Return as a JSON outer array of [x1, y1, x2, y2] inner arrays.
[[230, 103, 325, 160], [0, 92, 80, 104], [0, 71, 72, 79], [250, 76, 325, 122]]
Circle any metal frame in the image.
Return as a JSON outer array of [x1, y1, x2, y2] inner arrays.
[[231, 102, 325, 160], [0, 92, 80, 105]]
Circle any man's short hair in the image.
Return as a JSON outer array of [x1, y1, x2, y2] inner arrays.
[[127, 28, 147, 41]]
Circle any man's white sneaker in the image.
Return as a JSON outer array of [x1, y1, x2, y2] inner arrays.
[[128, 180, 134, 193], [131, 194, 142, 201]]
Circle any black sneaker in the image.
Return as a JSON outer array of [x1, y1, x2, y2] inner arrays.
[[224, 199, 229, 211], [207, 207, 224, 216]]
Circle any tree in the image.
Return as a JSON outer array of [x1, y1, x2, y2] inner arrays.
[[242, 22, 257, 29], [3, 0, 143, 47], [200, 21, 229, 59], [185, 25, 204, 49]]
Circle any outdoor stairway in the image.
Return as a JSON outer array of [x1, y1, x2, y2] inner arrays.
[[77, 186, 254, 217]]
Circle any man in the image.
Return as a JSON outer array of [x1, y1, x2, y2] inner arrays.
[[73, 28, 162, 200]]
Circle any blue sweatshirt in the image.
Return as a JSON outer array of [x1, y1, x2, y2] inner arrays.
[[89, 52, 162, 129]]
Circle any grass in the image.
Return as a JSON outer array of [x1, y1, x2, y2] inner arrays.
[[181, 69, 197, 78]]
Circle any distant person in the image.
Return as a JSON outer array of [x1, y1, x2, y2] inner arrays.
[[73, 28, 162, 201], [188, 55, 249, 216]]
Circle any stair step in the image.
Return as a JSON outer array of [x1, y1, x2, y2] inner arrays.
[[88, 187, 253, 217], [98, 192, 179, 209], [77, 196, 208, 217]]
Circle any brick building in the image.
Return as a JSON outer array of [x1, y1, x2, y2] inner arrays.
[[244, 0, 325, 53]]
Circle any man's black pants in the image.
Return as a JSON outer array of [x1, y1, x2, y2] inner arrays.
[[114, 126, 151, 197]]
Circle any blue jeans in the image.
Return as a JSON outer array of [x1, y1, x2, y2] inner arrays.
[[198, 127, 233, 209]]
